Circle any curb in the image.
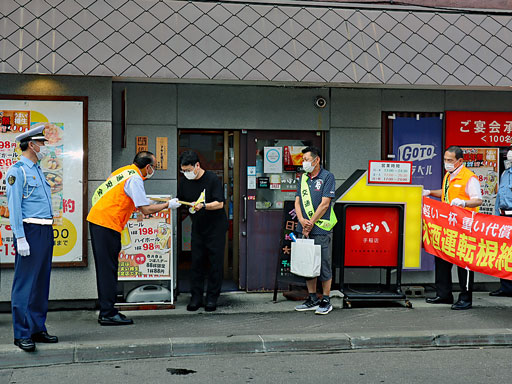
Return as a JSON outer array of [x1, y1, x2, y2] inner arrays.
[[2, 329, 512, 369]]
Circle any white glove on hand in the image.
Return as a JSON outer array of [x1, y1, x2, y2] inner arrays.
[[451, 198, 466, 207], [168, 198, 181, 209], [17, 237, 30, 257], [422, 189, 430, 197]]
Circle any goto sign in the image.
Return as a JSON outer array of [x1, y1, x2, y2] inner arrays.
[[52, 218, 77, 257]]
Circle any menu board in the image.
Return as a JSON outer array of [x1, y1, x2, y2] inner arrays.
[[274, 200, 304, 287], [0, 97, 86, 266], [368, 160, 413, 184], [118, 207, 172, 281]]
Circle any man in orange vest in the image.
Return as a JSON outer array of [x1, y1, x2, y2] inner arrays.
[[423, 145, 482, 310], [87, 151, 181, 325]]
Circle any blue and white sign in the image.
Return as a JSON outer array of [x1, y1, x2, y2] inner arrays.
[[393, 116, 443, 271], [264, 147, 282, 174]]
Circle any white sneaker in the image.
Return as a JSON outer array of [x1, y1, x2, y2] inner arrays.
[[315, 298, 333, 315], [295, 297, 320, 311]]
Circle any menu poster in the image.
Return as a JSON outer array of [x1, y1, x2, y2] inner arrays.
[[118, 209, 172, 281], [0, 98, 86, 266], [461, 147, 499, 215], [283, 146, 306, 171]]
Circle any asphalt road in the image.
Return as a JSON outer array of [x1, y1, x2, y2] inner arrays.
[[1, 346, 510, 384]]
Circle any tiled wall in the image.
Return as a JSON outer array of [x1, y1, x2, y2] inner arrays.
[[1, 0, 511, 87]]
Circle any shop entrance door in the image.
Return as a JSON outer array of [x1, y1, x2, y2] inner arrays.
[[177, 130, 240, 293], [239, 131, 323, 291]]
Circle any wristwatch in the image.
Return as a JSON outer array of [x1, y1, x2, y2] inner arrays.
[[202, 202, 206, 210]]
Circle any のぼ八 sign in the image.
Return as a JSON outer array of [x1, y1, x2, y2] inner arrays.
[[423, 197, 512, 279]]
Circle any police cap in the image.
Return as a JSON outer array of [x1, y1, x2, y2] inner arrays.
[[15, 124, 46, 143]]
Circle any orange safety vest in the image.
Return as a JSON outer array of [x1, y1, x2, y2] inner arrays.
[[441, 166, 479, 212], [87, 164, 144, 233]]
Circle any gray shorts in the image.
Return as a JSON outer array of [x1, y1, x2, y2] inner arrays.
[[306, 233, 332, 281]]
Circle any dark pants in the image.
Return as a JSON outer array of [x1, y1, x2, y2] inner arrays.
[[190, 226, 226, 303], [89, 222, 121, 317], [499, 278, 512, 292], [12, 223, 54, 339], [435, 257, 474, 302]]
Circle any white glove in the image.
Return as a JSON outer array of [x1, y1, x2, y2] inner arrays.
[[451, 198, 466, 207], [167, 198, 181, 209], [422, 189, 430, 197], [17, 237, 30, 257]]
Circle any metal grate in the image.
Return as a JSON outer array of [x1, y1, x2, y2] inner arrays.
[[1, 0, 511, 86]]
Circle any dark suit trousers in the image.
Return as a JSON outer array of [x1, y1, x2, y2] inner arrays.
[[435, 257, 474, 302], [89, 222, 121, 317]]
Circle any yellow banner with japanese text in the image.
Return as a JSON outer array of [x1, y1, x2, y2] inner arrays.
[[423, 197, 512, 279]]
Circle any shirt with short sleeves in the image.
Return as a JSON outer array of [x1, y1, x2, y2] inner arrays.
[[296, 167, 336, 235], [124, 175, 150, 207], [177, 170, 228, 234]]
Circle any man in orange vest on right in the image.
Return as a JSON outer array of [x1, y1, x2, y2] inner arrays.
[[423, 145, 482, 310], [88, 151, 181, 325]]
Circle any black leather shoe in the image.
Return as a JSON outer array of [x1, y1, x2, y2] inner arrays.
[[425, 296, 454, 304], [187, 297, 203, 312], [32, 331, 58, 343], [14, 338, 36, 352], [451, 300, 472, 310], [98, 313, 134, 326], [489, 289, 512, 297], [205, 300, 217, 312]]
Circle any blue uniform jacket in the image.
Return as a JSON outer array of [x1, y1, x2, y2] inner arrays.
[[6, 156, 53, 238], [495, 168, 512, 216]]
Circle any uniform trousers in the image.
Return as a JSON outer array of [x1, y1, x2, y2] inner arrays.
[[89, 222, 121, 317], [190, 225, 226, 302], [435, 257, 474, 302], [12, 223, 53, 339]]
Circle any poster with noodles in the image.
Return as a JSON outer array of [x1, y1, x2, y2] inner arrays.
[[118, 199, 173, 282], [0, 97, 86, 266]]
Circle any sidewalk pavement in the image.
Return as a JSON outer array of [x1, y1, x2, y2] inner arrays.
[[2, 291, 512, 369]]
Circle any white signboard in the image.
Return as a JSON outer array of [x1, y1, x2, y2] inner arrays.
[[0, 98, 86, 266], [264, 147, 282, 174], [368, 160, 413, 184]]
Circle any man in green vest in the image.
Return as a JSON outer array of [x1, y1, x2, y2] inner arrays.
[[294, 146, 337, 315]]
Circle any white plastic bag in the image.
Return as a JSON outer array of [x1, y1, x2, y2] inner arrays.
[[290, 239, 321, 278]]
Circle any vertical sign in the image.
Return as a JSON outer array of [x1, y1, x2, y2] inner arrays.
[[0, 98, 86, 266], [155, 137, 168, 170], [393, 116, 443, 271], [136, 136, 148, 153]]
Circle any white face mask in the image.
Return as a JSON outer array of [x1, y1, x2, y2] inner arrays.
[[444, 162, 455, 172], [145, 165, 155, 179], [507, 150, 512, 162], [32, 142, 49, 161], [302, 159, 316, 173], [184, 165, 198, 180]]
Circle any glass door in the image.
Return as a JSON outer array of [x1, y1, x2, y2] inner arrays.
[[239, 131, 323, 291], [177, 131, 239, 293]]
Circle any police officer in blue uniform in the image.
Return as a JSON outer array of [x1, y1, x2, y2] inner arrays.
[[6, 125, 58, 352], [490, 145, 512, 297]]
